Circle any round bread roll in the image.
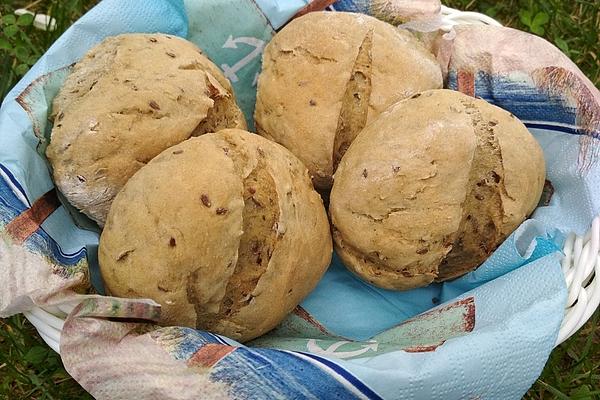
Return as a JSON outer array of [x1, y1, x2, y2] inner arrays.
[[330, 89, 545, 290], [255, 11, 442, 190], [47, 33, 246, 226], [99, 129, 332, 342]]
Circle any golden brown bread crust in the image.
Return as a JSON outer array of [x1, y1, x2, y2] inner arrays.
[[99, 129, 332, 342], [254, 11, 442, 190], [330, 89, 545, 290], [46, 33, 246, 226]]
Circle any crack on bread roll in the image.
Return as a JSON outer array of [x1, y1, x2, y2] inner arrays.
[[332, 225, 439, 290], [218, 158, 280, 321], [254, 12, 443, 191], [185, 266, 207, 321], [192, 73, 247, 135], [436, 99, 506, 281], [276, 46, 338, 64], [332, 29, 374, 172], [187, 133, 283, 336]]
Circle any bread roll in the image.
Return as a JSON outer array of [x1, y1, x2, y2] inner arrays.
[[99, 129, 332, 342], [255, 11, 442, 190], [47, 33, 246, 226], [330, 89, 545, 290]]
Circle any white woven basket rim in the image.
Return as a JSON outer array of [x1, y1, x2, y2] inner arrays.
[[25, 6, 600, 355]]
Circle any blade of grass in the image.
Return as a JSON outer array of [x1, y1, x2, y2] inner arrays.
[[535, 380, 571, 400]]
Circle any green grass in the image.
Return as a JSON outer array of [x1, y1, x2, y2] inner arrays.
[[0, 0, 97, 99], [0, 316, 93, 399], [0, 0, 598, 399]]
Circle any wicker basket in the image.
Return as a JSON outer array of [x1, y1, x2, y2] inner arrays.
[[24, 5, 600, 355]]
